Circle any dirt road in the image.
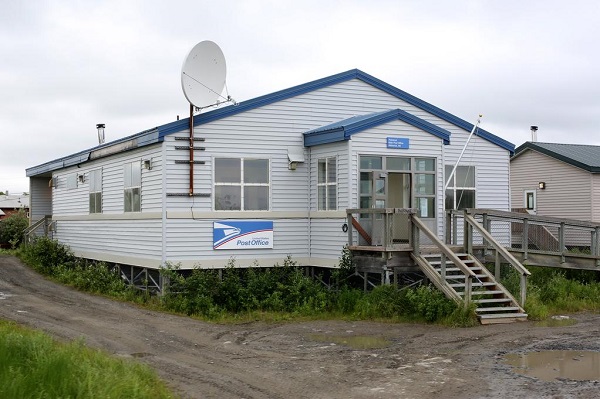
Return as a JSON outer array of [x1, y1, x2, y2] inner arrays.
[[1, 254, 599, 398]]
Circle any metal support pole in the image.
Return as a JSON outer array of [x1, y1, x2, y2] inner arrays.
[[189, 104, 194, 196]]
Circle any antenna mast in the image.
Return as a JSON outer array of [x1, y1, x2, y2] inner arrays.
[[444, 115, 482, 192]]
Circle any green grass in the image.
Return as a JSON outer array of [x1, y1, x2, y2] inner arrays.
[[496, 265, 600, 320], [0, 320, 177, 399]]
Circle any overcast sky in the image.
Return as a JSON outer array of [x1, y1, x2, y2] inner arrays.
[[2, 0, 600, 194]]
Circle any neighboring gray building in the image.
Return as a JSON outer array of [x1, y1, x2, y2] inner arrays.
[[510, 142, 600, 221], [26, 69, 515, 270]]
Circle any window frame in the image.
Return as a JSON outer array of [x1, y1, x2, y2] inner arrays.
[[123, 161, 141, 213], [89, 169, 102, 214], [445, 165, 476, 210], [317, 156, 337, 211], [213, 157, 270, 211]]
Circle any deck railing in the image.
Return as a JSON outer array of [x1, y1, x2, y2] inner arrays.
[[346, 208, 415, 249], [447, 209, 600, 269], [23, 215, 53, 243]]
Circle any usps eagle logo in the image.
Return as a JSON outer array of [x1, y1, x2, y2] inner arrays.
[[213, 221, 274, 250]]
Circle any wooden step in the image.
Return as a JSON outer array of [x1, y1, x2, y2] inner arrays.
[[459, 290, 505, 296], [433, 266, 482, 272], [450, 282, 497, 288], [476, 306, 521, 313], [479, 313, 528, 325], [473, 298, 513, 304]]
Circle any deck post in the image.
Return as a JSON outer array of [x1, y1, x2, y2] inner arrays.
[[592, 227, 600, 267], [559, 222, 565, 263], [464, 211, 472, 255], [411, 215, 420, 256], [452, 213, 458, 245], [440, 253, 446, 283], [495, 249, 501, 281], [445, 211, 451, 244], [522, 218, 529, 260], [347, 212, 353, 246], [464, 276, 472, 306], [520, 274, 527, 306]]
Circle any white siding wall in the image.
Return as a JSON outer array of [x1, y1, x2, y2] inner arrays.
[[349, 120, 445, 236], [511, 150, 592, 220], [29, 176, 52, 224], [41, 78, 511, 269], [51, 144, 164, 265], [308, 142, 350, 262]]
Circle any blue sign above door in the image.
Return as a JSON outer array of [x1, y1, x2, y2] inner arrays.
[[387, 137, 410, 149]]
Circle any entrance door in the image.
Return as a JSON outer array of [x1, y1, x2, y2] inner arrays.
[[359, 171, 386, 245], [388, 173, 411, 242]]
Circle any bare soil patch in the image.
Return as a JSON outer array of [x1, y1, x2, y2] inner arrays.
[[1, 254, 599, 398]]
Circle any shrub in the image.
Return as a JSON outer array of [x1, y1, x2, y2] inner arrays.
[[0, 210, 29, 248], [19, 236, 76, 274]]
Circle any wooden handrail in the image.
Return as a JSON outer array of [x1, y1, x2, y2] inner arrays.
[[466, 208, 600, 230], [411, 214, 477, 279], [350, 216, 372, 245], [464, 214, 531, 276]]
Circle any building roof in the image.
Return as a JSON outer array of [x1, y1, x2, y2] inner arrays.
[[0, 194, 30, 209], [27, 69, 515, 177], [513, 142, 600, 173], [303, 109, 451, 147]]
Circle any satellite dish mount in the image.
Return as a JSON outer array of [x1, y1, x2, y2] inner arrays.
[[180, 41, 234, 196]]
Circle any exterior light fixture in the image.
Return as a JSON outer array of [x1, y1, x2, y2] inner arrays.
[[78, 174, 85, 183], [143, 159, 152, 170], [538, 182, 546, 190], [288, 161, 297, 171]]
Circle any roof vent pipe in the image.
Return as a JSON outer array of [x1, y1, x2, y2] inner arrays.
[[97, 124, 105, 145], [530, 125, 538, 142]]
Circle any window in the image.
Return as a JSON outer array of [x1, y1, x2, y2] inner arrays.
[[214, 158, 269, 211], [89, 169, 102, 213], [317, 157, 337, 210], [124, 162, 141, 212], [414, 158, 436, 218], [445, 165, 476, 210], [525, 190, 536, 210], [66, 174, 78, 190]]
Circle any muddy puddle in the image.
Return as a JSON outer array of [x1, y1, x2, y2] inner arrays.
[[309, 334, 390, 349], [504, 350, 600, 382]]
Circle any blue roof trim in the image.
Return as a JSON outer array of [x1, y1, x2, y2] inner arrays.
[[304, 109, 451, 147], [26, 128, 162, 177], [28, 68, 513, 176]]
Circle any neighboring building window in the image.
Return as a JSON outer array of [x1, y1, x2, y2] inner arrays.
[[89, 169, 102, 213], [214, 158, 269, 211], [317, 157, 337, 210], [525, 190, 536, 210], [124, 162, 141, 212], [445, 165, 475, 210]]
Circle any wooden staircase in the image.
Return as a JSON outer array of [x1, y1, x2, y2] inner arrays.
[[412, 252, 527, 324]]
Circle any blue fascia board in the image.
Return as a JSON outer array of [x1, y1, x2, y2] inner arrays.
[[165, 68, 512, 152], [304, 109, 450, 147], [27, 128, 162, 177], [304, 128, 347, 147]]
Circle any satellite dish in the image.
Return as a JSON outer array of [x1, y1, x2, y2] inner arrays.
[[181, 41, 227, 108]]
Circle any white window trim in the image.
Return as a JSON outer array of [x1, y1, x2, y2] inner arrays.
[[317, 156, 337, 211], [524, 190, 536, 212], [124, 161, 141, 213], [213, 157, 271, 211], [445, 165, 476, 210], [89, 169, 102, 214]]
